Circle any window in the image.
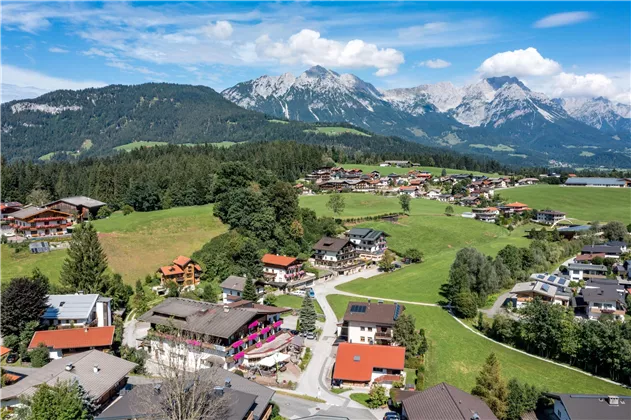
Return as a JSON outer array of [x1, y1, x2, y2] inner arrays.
[[360, 326, 365, 331], [360, 336, 365, 342], [367, 327, 372, 332]]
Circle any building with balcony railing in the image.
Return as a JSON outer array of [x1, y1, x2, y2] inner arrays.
[[139, 298, 290, 371], [572, 279, 627, 322], [337, 301, 403, 346], [472, 207, 499, 223], [346, 228, 388, 262], [157, 255, 202, 288], [9, 207, 72, 238], [312, 237, 362, 275], [261, 254, 316, 290]]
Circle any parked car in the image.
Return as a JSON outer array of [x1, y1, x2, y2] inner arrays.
[[308, 288, 315, 298], [383, 412, 400, 420], [6, 353, 18, 364], [306, 332, 316, 340]]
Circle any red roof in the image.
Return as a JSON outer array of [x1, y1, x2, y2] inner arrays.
[[262, 254, 298, 267], [173, 255, 192, 267], [159, 265, 184, 275], [0, 346, 11, 357], [505, 202, 528, 208], [575, 253, 605, 261], [28, 326, 115, 350], [333, 343, 405, 382]]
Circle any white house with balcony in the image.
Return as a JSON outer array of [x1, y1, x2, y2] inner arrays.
[[41, 294, 112, 328]]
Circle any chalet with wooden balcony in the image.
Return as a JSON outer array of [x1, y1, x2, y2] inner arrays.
[[9, 207, 72, 238], [346, 228, 388, 261], [498, 202, 530, 215], [138, 298, 290, 371], [261, 254, 315, 290], [157, 256, 202, 288], [312, 236, 362, 275], [45, 196, 106, 221], [472, 207, 499, 223], [337, 301, 404, 346], [572, 279, 627, 322]]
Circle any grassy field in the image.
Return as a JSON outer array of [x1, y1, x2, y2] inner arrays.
[[299, 193, 466, 219], [114, 141, 169, 151], [39, 139, 93, 161], [1, 205, 226, 285], [341, 164, 495, 177], [349, 393, 371, 407], [305, 126, 370, 136], [336, 218, 531, 304], [273, 294, 324, 315], [327, 295, 630, 395], [501, 185, 631, 223]]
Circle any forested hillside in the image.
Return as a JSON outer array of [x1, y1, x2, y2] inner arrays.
[[0, 141, 505, 208]]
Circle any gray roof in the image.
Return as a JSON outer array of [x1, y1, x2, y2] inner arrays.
[[565, 177, 628, 186], [581, 284, 624, 303], [10, 206, 68, 220], [582, 245, 623, 255], [401, 382, 498, 420], [139, 298, 267, 339], [48, 196, 107, 208], [558, 225, 591, 232], [43, 294, 100, 320], [567, 263, 608, 272], [1, 350, 136, 402], [348, 228, 384, 241], [220, 275, 248, 292], [96, 383, 257, 420], [313, 237, 351, 252], [547, 393, 631, 420], [343, 301, 401, 325]]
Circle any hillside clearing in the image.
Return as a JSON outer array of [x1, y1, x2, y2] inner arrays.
[[335, 163, 496, 177], [304, 126, 370, 136], [114, 141, 169, 151]]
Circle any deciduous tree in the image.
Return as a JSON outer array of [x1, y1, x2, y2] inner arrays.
[[393, 313, 420, 356], [602, 221, 628, 242], [29, 344, 50, 368], [403, 248, 424, 263], [378, 250, 396, 272], [399, 194, 411, 214], [1, 270, 49, 336], [326, 194, 345, 217]]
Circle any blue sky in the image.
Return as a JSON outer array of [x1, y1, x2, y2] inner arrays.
[[2, 1, 630, 102]]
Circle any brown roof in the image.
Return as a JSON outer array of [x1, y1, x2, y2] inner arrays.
[[333, 343, 405, 382], [401, 382, 498, 420], [158, 265, 184, 275], [313, 237, 351, 252], [173, 255, 192, 267], [343, 301, 401, 325], [29, 327, 115, 350]]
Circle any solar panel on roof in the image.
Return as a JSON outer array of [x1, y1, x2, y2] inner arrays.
[[558, 278, 568, 286], [541, 283, 550, 292], [350, 305, 366, 313], [549, 275, 557, 281], [537, 274, 545, 279]]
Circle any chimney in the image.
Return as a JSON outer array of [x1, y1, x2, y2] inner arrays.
[[608, 396, 619, 406], [93, 364, 100, 374], [65, 363, 74, 371], [84, 327, 89, 333], [223, 305, 230, 313], [214, 386, 224, 396], [225, 378, 231, 388], [154, 383, 162, 394]]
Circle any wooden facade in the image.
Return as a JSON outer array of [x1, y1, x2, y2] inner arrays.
[[158, 256, 202, 287], [10, 208, 72, 238]]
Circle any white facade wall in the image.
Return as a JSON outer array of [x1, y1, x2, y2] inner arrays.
[[149, 339, 228, 372], [347, 321, 378, 344], [263, 266, 288, 283], [95, 301, 112, 327]]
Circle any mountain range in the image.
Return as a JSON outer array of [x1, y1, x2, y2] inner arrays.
[[222, 66, 631, 167]]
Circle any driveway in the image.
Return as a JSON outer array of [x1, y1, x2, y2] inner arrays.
[[273, 392, 376, 419], [123, 319, 150, 349], [480, 291, 511, 318]]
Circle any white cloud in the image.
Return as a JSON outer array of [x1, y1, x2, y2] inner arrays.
[[202, 20, 233, 39], [48, 47, 69, 53], [530, 72, 630, 104], [395, 19, 496, 49], [534, 12, 592, 28], [255, 29, 404, 76], [478, 47, 562, 77], [2, 64, 106, 91], [82, 48, 117, 59], [417, 59, 451, 69], [105, 60, 167, 77]]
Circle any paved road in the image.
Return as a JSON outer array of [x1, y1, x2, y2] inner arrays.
[[273, 392, 376, 419], [123, 319, 150, 348], [480, 291, 511, 318]]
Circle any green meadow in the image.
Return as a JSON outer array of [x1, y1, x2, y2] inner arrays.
[[305, 126, 370, 136], [339, 164, 495, 177]]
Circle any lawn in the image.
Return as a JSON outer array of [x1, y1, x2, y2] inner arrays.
[[349, 393, 371, 407], [404, 368, 417, 387], [113, 141, 169, 151], [299, 193, 466, 219], [305, 126, 370, 136], [501, 185, 631, 223], [327, 295, 630, 396], [274, 294, 324, 315], [1, 205, 226, 285], [341, 164, 496, 177]]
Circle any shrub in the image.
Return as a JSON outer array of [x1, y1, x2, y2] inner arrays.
[[96, 206, 113, 219], [122, 205, 134, 216], [233, 369, 244, 377], [30, 343, 50, 368], [299, 347, 312, 370], [367, 384, 388, 408]]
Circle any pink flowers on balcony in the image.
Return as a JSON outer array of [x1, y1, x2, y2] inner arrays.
[[260, 327, 271, 335], [272, 320, 282, 328], [266, 335, 276, 343], [231, 340, 244, 349], [248, 320, 259, 329], [234, 351, 245, 360], [256, 342, 262, 348], [247, 333, 259, 341], [186, 339, 202, 347]]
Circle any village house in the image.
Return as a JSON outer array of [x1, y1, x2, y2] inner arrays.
[[498, 202, 529, 215], [567, 263, 608, 280], [312, 237, 362, 275], [96, 367, 276, 420], [1, 350, 135, 410], [472, 207, 499, 223], [220, 275, 265, 304], [517, 177, 539, 186], [508, 274, 573, 308], [346, 228, 387, 262], [545, 393, 630, 420], [139, 298, 289, 371], [28, 326, 115, 360], [157, 255, 202, 288], [261, 254, 315, 289], [558, 225, 594, 239], [396, 382, 498, 420], [9, 207, 72, 238], [332, 343, 405, 389], [460, 196, 481, 207], [42, 293, 112, 328], [383, 160, 411, 167], [536, 210, 567, 225], [572, 278, 627, 321], [581, 244, 625, 259], [426, 189, 441, 200], [436, 194, 454, 203], [0, 202, 23, 220], [45, 196, 107, 221], [337, 301, 403, 345], [305, 168, 331, 183], [398, 185, 420, 197]]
